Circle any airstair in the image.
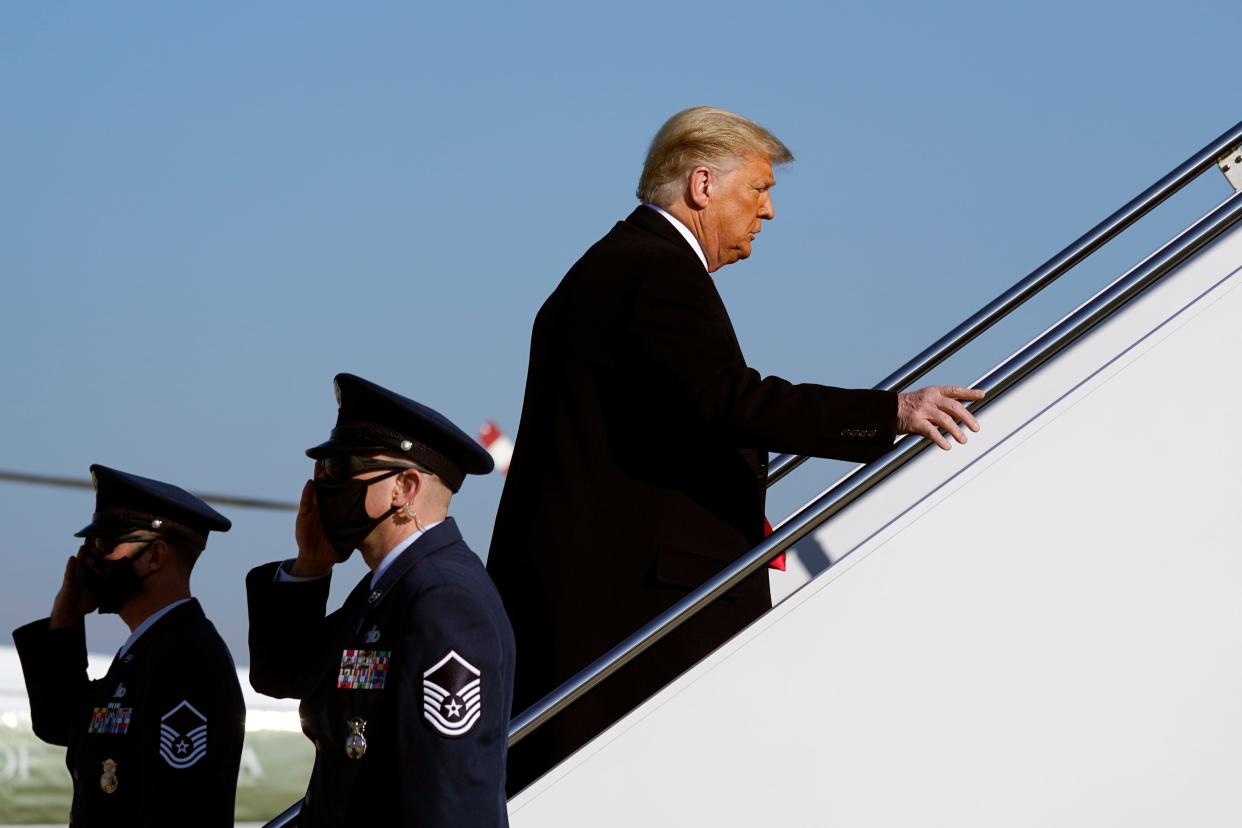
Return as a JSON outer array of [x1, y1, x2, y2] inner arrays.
[[269, 120, 1242, 827]]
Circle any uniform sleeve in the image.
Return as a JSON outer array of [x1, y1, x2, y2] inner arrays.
[[245, 560, 333, 698], [136, 645, 246, 828], [397, 584, 510, 827], [11, 618, 92, 746], [625, 268, 897, 463]]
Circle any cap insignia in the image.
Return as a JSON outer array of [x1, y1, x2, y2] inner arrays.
[[400, 440, 413, 451], [150, 519, 163, 529]]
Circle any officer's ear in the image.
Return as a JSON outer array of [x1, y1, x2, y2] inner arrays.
[[391, 468, 422, 508], [142, 537, 170, 574], [145, 538, 199, 577]]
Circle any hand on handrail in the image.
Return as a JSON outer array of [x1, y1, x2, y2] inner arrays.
[[897, 386, 985, 450]]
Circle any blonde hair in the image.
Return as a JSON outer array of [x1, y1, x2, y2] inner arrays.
[[636, 107, 794, 206]]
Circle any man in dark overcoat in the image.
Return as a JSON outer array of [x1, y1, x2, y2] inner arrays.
[[487, 106, 984, 794], [12, 464, 245, 826], [246, 373, 515, 826]]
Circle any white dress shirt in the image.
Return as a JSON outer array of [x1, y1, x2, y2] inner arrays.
[[368, 521, 442, 587], [645, 204, 709, 272]]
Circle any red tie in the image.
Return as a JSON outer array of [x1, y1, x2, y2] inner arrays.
[[765, 518, 785, 571]]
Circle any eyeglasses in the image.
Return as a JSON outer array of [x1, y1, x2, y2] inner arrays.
[[83, 535, 156, 557], [320, 455, 431, 483]]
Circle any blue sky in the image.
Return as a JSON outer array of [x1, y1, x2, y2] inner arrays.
[[2, 0, 1236, 661]]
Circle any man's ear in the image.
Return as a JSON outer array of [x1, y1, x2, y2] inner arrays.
[[686, 165, 713, 210], [392, 469, 423, 508], [144, 538, 170, 573]]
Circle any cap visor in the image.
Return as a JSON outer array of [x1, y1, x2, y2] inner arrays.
[[73, 518, 137, 539]]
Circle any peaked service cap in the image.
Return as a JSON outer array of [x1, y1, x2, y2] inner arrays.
[[75, 465, 232, 551], [305, 373, 494, 492]]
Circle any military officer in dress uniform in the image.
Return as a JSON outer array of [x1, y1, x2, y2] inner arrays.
[[246, 373, 515, 827], [11, 464, 246, 827]]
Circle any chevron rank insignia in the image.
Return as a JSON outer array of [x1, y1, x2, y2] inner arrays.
[[159, 701, 208, 769], [422, 650, 482, 737]]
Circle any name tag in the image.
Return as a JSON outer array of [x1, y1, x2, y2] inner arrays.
[[338, 649, 391, 690], [89, 703, 133, 734]]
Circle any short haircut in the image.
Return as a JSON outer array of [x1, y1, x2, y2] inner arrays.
[[636, 107, 794, 207], [159, 535, 202, 575]]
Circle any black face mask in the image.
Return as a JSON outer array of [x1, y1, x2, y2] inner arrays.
[[313, 469, 404, 561], [80, 542, 155, 614]]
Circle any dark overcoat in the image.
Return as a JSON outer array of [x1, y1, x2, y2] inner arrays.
[[246, 518, 516, 827], [11, 599, 245, 826], [487, 206, 898, 793]]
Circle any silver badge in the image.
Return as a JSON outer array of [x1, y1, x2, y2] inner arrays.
[[364, 625, 380, 644], [100, 759, 118, 794], [345, 717, 367, 759]]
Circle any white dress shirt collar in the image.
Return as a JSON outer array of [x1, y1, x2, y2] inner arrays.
[[118, 597, 191, 659], [645, 204, 709, 272], [371, 520, 443, 588]]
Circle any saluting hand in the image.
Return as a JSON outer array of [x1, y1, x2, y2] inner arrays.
[[49, 549, 97, 629], [291, 479, 338, 577], [897, 385, 986, 450]]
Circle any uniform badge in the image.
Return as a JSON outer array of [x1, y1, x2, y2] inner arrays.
[[364, 625, 381, 644], [345, 717, 367, 760], [159, 701, 208, 769], [88, 703, 133, 735], [113, 683, 126, 698], [337, 649, 391, 690], [100, 759, 118, 794], [422, 650, 482, 738]]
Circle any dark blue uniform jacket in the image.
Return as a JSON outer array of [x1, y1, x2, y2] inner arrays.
[[12, 600, 245, 826], [246, 518, 516, 827]]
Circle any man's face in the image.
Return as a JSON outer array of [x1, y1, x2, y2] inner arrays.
[[702, 154, 776, 271]]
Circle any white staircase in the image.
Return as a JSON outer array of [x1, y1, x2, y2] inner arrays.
[[508, 189, 1242, 827]]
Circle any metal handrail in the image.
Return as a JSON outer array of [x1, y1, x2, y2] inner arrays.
[[507, 188, 1242, 748], [263, 131, 1242, 828], [766, 119, 1242, 486]]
